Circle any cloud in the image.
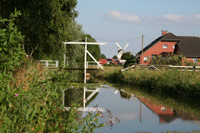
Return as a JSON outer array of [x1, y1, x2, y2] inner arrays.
[[106, 10, 200, 26], [195, 14, 200, 20], [160, 14, 200, 26], [162, 14, 182, 21], [107, 10, 140, 23]]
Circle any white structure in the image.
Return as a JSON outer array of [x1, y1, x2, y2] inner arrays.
[[39, 60, 59, 68], [63, 87, 104, 112], [115, 42, 129, 64], [63, 38, 106, 84], [63, 38, 106, 112]]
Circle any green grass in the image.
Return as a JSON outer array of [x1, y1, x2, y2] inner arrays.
[[97, 68, 200, 104]]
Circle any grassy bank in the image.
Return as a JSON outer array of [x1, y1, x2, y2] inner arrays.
[[97, 68, 200, 103]]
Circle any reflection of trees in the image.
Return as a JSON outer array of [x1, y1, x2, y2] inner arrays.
[[64, 88, 99, 107], [119, 90, 132, 100], [173, 110, 200, 121], [64, 88, 83, 107]]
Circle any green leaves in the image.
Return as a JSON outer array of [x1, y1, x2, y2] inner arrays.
[[0, 9, 25, 73]]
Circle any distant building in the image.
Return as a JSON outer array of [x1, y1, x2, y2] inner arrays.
[[112, 59, 120, 65], [137, 31, 200, 65], [99, 59, 107, 65], [106, 58, 113, 64], [98, 58, 120, 65]]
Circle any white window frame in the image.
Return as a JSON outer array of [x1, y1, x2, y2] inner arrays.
[[163, 44, 168, 49], [144, 57, 148, 62], [193, 58, 198, 63]]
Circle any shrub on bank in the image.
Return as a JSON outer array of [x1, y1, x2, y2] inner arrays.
[[0, 61, 104, 132]]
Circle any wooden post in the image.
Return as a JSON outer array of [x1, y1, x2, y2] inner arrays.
[[84, 37, 87, 84], [141, 35, 144, 64]]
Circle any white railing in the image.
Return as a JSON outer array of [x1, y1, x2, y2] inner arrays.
[[86, 61, 100, 69], [169, 65, 200, 69], [39, 60, 59, 68]]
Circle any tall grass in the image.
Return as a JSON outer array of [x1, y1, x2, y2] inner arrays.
[[0, 61, 104, 132]]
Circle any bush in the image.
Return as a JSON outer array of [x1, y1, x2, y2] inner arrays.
[[0, 9, 25, 73]]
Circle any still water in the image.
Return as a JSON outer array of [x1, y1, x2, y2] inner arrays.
[[65, 85, 200, 133]]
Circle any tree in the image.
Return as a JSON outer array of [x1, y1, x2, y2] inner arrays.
[[112, 55, 118, 59], [0, 9, 25, 72], [0, 0, 78, 60], [79, 34, 101, 61], [121, 52, 135, 68], [121, 52, 134, 61], [100, 54, 106, 59]]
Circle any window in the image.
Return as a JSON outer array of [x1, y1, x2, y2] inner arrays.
[[163, 44, 168, 49], [173, 45, 175, 49], [144, 57, 148, 62], [193, 58, 198, 63], [161, 107, 166, 111]]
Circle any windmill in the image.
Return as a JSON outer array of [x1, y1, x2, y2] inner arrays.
[[115, 42, 129, 64]]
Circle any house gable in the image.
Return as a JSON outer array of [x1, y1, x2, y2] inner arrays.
[[137, 32, 179, 64]]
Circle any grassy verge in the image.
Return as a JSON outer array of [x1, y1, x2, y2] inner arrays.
[[96, 68, 200, 104]]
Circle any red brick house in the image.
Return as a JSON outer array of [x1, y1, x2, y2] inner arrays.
[[99, 59, 107, 65], [137, 31, 200, 65]]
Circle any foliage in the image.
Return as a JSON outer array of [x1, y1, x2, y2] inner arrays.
[[121, 52, 134, 61], [0, 60, 104, 132], [99, 68, 200, 103], [0, 0, 101, 64], [150, 53, 185, 65], [112, 55, 117, 59], [1, 0, 74, 59], [0, 9, 25, 72], [101, 54, 106, 59], [84, 34, 101, 61], [121, 52, 135, 68]]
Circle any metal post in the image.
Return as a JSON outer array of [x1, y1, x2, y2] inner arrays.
[[56, 61, 59, 67], [83, 87, 86, 109], [64, 44, 66, 68], [84, 37, 87, 84], [46, 61, 48, 67]]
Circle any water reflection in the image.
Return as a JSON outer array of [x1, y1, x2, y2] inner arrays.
[[64, 88, 83, 107], [64, 85, 200, 132], [120, 89, 200, 124]]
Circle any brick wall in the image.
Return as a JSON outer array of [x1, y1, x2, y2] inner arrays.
[[140, 41, 177, 64]]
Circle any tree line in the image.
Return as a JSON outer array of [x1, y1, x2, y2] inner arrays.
[[0, 0, 101, 64]]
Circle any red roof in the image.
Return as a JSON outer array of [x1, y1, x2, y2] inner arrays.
[[99, 59, 107, 64]]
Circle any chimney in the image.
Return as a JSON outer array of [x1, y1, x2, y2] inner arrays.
[[161, 30, 168, 36]]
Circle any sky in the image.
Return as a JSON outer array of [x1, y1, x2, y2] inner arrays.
[[76, 0, 200, 58]]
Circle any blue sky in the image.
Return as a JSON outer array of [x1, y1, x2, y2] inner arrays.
[[76, 0, 200, 58]]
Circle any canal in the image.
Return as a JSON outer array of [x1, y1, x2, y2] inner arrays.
[[65, 85, 200, 133]]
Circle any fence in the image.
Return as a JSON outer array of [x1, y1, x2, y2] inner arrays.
[[39, 60, 59, 68], [121, 64, 200, 72], [87, 61, 99, 69]]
